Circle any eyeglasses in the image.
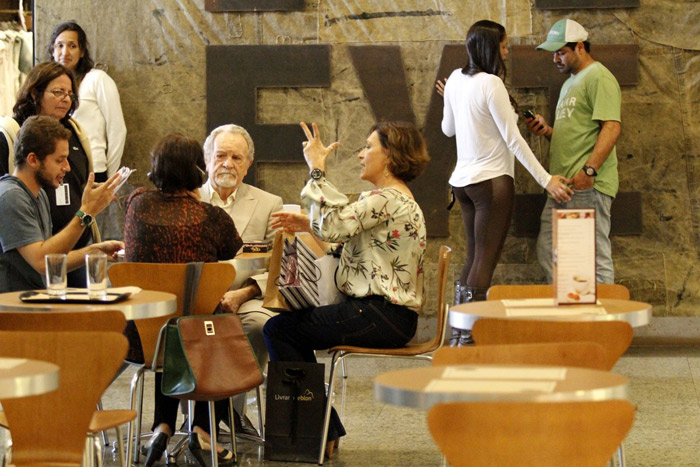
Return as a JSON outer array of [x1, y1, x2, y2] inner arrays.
[[46, 89, 77, 102]]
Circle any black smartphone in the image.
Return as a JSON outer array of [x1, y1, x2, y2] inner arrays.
[[522, 109, 536, 120]]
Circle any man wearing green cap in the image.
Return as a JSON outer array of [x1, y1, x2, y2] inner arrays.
[[526, 19, 621, 283]]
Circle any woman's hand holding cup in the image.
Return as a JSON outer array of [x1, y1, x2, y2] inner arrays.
[[271, 211, 311, 234]]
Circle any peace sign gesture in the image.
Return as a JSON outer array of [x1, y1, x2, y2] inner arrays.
[[300, 122, 340, 172]]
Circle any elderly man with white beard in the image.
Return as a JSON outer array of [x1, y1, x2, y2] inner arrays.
[[199, 124, 283, 439]]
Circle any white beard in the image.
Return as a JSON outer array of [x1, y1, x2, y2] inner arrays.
[[215, 172, 238, 188]]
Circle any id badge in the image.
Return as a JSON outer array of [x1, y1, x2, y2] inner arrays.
[[55, 183, 70, 206]]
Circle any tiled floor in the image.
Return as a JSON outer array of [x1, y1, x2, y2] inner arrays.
[[25, 345, 700, 466]]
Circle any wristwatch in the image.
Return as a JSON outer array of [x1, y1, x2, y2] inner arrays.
[[75, 210, 94, 228], [309, 168, 325, 181], [582, 165, 598, 177]]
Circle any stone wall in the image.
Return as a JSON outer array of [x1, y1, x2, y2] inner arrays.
[[34, 1, 700, 339]]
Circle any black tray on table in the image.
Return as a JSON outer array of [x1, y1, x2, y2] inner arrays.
[[19, 290, 131, 304]]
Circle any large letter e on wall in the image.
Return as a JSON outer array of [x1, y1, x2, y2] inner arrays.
[[206, 44, 331, 176]]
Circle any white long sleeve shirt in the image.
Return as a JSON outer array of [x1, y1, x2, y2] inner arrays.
[[441, 69, 551, 189], [72, 68, 126, 176]]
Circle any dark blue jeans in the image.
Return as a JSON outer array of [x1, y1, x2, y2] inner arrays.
[[263, 296, 418, 441], [263, 296, 418, 362]]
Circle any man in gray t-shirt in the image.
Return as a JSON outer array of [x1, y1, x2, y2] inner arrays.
[[0, 116, 123, 293], [0, 175, 52, 291]]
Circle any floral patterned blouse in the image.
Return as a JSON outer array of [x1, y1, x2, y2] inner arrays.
[[301, 177, 426, 312]]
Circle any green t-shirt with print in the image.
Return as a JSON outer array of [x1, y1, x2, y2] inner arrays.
[[549, 61, 621, 198]]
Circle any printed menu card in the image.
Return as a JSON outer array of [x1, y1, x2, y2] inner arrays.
[[553, 208, 597, 305]]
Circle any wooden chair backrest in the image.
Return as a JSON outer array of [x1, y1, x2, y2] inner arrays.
[[0, 330, 127, 465], [0, 309, 126, 333], [598, 283, 631, 299], [428, 400, 635, 467], [471, 319, 633, 370], [108, 262, 236, 364], [429, 245, 451, 350], [486, 284, 552, 300], [432, 342, 608, 370], [486, 283, 630, 300]]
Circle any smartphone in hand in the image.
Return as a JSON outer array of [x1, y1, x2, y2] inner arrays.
[[522, 109, 547, 133], [113, 166, 136, 193]]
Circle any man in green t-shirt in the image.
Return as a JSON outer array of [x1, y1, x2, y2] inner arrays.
[[526, 19, 622, 283]]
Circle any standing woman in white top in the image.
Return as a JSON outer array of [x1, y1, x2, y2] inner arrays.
[[49, 22, 127, 237], [440, 20, 572, 345]]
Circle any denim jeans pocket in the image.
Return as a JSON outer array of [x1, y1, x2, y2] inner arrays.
[[338, 300, 377, 343]]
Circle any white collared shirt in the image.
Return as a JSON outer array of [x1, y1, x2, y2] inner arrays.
[[204, 180, 238, 214]]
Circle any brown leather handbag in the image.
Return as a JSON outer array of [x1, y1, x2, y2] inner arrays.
[[161, 313, 263, 401]]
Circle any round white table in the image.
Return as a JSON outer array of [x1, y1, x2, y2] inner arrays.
[[0, 290, 176, 321], [0, 357, 59, 399], [374, 363, 628, 409], [450, 298, 651, 331]]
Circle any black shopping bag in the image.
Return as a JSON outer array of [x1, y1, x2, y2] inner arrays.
[[264, 361, 326, 463]]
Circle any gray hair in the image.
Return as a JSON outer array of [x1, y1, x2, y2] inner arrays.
[[202, 124, 255, 164]]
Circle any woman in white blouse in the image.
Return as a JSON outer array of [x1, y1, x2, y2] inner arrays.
[[49, 22, 126, 183], [264, 121, 429, 458], [49, 22, 126, 239], [440, 20, 572, 345]]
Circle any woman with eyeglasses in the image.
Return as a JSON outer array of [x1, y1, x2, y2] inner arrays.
[[0, 61, 96, 287]]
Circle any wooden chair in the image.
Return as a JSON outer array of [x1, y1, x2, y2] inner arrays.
[[108, 262, 238, 464], [427, 400, 636, 467], [318, 245, 451, 464], [486, 283, 630, 300], [471, 319, 633, 371], [479, 283, 633, 466], [0, 330, 128, 466], [0, 310, 134, 466], [432, 342, 608, 370]]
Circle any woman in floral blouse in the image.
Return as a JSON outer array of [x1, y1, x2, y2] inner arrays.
[[263, 121, 429, 458]]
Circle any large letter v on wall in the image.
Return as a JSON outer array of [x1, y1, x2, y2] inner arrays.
[[349, 45, 465, 237]]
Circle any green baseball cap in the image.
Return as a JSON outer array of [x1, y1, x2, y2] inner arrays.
[[536, 19, 589, 52]]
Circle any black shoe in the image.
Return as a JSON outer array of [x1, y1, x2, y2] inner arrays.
[[233, 410, 262, 442], [188, 432, 233, 467], [142, 432, 169, 467]]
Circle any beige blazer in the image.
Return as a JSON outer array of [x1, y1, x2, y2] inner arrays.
[[199, 182, 283, 243], [199, 181, 283, 295]]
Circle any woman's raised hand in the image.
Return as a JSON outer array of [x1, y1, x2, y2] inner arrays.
[[300, 122, 340, 172], [546, 175, 574, 203]]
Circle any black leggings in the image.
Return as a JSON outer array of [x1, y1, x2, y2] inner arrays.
[[453, 175, 514, 289]]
